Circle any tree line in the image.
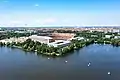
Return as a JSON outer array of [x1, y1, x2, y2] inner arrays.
[[0, 38, 94, 57]]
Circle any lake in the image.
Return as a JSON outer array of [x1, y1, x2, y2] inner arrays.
[[0, 44, 120, 80]]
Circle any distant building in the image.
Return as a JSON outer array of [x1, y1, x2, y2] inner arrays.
[[29, 35, 54, 44], [27, 30, 36, 33], [0, 37, 28, 44], [105, 35, 112, 38], [112, 29, 120, 33], [91, 35, 98, 38], [114, 36, 120, 39], [0, 31, 6, 33], [70, 37, 84, 41], [14, 31, 27, 33]]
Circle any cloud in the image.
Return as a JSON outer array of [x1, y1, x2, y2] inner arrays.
[[39, 18, 57, 25], [35, 4, 39, 7], [3, 0, 9, 2], [10, 20, 23, 24], [43, 18, 57, 23]]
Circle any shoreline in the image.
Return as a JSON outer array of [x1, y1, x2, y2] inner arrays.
[[0, 40, 120, 57]]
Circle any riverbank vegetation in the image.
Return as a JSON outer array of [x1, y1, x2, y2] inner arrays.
[[0, 31, 36, 40], [0, 38, 94, 57], [76, 31, 120, 46]]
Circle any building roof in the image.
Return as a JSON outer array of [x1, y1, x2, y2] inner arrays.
[[29, 35, 53, 39], [48, 40, 71, 47]]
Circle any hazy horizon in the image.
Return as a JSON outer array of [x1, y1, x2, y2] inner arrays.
[[0, 0, 120, 27]]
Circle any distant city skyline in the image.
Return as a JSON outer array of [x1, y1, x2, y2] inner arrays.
[[0, 0, 120, 27]]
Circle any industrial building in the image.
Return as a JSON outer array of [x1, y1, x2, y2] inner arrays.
[[0, 35, 72, 47], [29, 35, 54, 44], [50, 33, 75, 40], [48, 40, 71, 47]]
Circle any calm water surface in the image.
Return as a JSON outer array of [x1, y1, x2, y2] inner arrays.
[[0, 44, 120, 80]]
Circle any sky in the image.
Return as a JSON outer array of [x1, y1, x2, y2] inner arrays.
[[0, 0, 120, 27]]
